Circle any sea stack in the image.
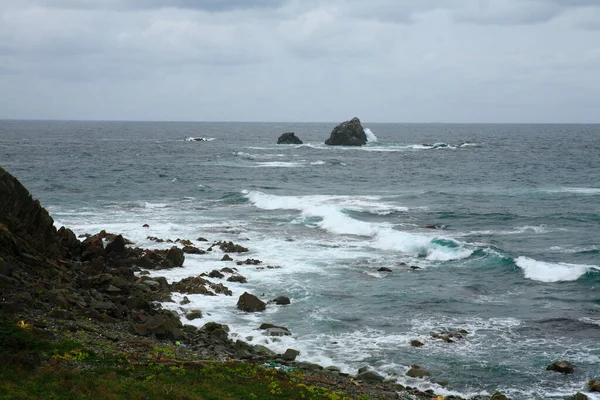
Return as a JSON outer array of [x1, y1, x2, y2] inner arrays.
[[277, 132, 303, 144], [324, 117, 367, 146]]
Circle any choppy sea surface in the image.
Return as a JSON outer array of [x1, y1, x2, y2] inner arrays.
[[2, 120, 600, 399]]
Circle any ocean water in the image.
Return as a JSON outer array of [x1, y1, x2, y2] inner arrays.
[[1, 120, 600, 399]]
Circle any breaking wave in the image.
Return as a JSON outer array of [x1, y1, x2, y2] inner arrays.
[[515, 256, 599, 283]]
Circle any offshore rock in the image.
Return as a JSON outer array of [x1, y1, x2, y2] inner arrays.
[[237, 292, 266, 312], [277, 132, 303, 145], [324, 117, 367, 146], [546, 360, 575, 374], [166, 246, 185, 267]]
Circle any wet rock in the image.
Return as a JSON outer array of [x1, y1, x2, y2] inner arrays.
[[208, 270, 224, 279], [282, 348, 300, 361], [105, 235, 126, 254], [411, 339, 424, 347], [227, 275, 248, 283], [186, 310, 203, 320], [277, 132, 303, 145], [237, 292, 266, 312], [180, 296, 191, 305], [431, 329, 468, 343], [378, 267, 392, 272], [237, 258, 261, 265], [490, 392, 510, 400], [589, 379, 600, 392], [142, 224, 149, 228], [172, 276, 232, 296], [221, 267, 235, 273], [197, 237, 208, 242], [546, 360, 575, 374], [410, 266, 421, 270], [175, 238, 193, 246], [406, 366, 431, 378], [572, 392, 589, 400], [166, 246, 185, 267], [147, 236, 164, 243], [356, 370, 385, 383], [298, 362, 323, 371], [217, 241, 249, 253], [221, 254, 233, 261], [271, 296, 291, 305], [182, 246, 205, 254]]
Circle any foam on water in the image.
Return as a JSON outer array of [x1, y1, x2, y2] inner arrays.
[[543, 187, 600, 195], [244, 190, 473, 261], [515, 256, 599, 282]]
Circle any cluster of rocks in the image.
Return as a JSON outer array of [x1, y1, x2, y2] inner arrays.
[[275, 117, 370, 147]]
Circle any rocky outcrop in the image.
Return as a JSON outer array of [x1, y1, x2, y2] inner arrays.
[[0, 167, 63, 259], [277, 132, 303, 145], [546, 360, 575, 374], [324, 117, 367, 146]]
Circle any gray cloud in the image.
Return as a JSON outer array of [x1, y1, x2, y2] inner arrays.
[[0, 0, 599, 122], [33, 0, 290, 12]]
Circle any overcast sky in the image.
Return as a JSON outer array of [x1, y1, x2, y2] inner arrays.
[[1, 0, 599, 123]]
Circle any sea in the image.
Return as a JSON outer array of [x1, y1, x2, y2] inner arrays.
[[1, 120, 599, 399]]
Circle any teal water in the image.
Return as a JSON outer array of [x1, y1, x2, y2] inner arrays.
[[2, 120, 600, 399]]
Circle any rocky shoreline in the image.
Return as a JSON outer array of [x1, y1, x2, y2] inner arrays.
[[1, 165, 595, 400]]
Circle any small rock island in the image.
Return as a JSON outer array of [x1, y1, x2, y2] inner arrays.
[[324, 117, 367, 146], [277, 132, 303, 144]]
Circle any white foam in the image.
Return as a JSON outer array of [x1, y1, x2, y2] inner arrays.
[[185, 137, 215, 142], [544, 187, 600, 195], [310, 160, 326, 165], [364, 128, 378, 143], [244, 191, 472, 261], [255, 161, 303, 168], [515, 256, 599, 283]]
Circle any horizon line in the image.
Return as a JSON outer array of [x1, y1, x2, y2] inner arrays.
[[1, 118, 599, 125]]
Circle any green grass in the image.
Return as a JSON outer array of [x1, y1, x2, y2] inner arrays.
[[0, 319, 355, 399]]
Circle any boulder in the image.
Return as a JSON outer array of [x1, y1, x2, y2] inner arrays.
[[572, 392, 588, 400], [411, 339, 424, 347], [227, 275, 248, 283], [356, 370, 385, 383], [182, 246, 205, 254], [589, 379, 600, 392], [546, 360, 575, 374], [217, 241, 248, 253], [271, 296, 291, 305], [130, 312, 185, 340], [166, 246, 185, 267], [221, 254, 233, 261], [237, 292, 266, 312], [378, 267, 392, 272], [406, 366, 430, 378], [324, 117, 367, 146], [282, 348, 300, 361], [105, 235, 126, 254], [490, 392, 510, 400], [277, 132, 303, 145], [186, 310, 203, 320]]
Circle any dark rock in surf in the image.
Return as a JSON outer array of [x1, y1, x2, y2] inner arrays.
[[325, 117, 367, 146], [166, 246, 185, 267], [378, 267, 392, 272], [490, 392, 510, 400], [572, 392, 589, 400], [271, 296, 290, 305], [411, 339, 424, 347], [546, 360, 575, 374], [406, 366, 430, 378], [227, 275, 247, 283], [105, 235, 126, 254], [221, 254, 233, 261], [277, 132, 303, 145], [589, 379, 600, 392], [237, 292, 266, 312]]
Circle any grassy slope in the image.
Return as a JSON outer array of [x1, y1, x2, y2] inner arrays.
[[0, 319, 362, 400]]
